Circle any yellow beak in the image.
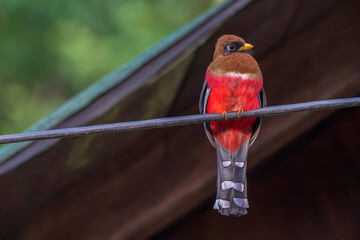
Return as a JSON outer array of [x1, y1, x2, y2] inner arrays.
[[239, 43, 253, 51]]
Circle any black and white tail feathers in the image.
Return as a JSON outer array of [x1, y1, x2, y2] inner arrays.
[[213, 139, 250, 216], [199, 81, 266, 216]]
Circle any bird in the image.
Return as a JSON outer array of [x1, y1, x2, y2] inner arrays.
[[199, 34, 266, 216]]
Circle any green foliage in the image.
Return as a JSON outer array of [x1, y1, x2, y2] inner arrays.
[[0, 0, 224, 134]]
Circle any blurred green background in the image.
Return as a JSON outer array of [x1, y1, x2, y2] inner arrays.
[[0, 0, 224, 134]]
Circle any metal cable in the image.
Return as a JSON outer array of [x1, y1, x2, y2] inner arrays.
[[0, 97, 359, 144]]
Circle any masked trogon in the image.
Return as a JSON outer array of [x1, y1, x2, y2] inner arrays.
[[199, 34, 266, 216]]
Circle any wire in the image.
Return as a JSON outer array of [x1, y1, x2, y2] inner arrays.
[[0, 97, 359, 144]]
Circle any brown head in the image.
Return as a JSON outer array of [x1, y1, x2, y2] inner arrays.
[[208, 34, 262, 78], [213, 35, 253, 60]]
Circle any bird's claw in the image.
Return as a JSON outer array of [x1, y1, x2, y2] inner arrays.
[[222, 111, 228, 120], [238, 109, 244, 119]]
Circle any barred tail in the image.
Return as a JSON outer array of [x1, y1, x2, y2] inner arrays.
[[213, 139, 250, 216]]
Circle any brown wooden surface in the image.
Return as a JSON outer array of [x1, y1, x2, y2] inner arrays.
[[0, 52, 195, 237], [151, 107, 360, 240], [2, 0, 360, 239]]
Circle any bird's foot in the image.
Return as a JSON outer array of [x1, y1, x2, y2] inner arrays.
[[237, 109, 244, 119], [222, 111, 228, 120]]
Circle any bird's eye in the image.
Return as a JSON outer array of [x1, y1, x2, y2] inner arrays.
[[226, 44, 236, 51]]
